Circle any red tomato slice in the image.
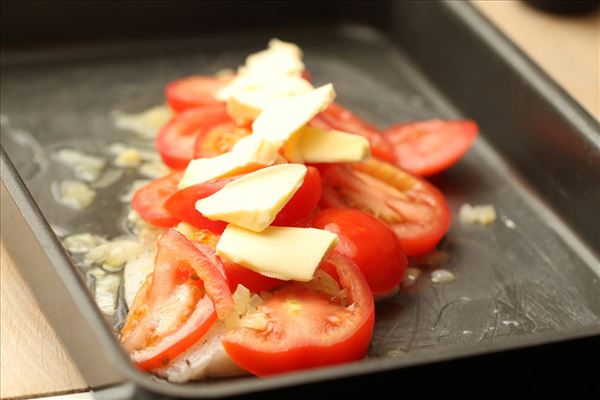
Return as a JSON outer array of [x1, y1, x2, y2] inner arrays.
[[384, 120, 478, 176], [166, 75, 231, 112], [223, 255, 374, 376], [194, 121, 251, 159], [311, 209, 407, 297], [310, 103, 396, 163], [164, 180, 229, 234], [156, 105, 231, 169], [132, 171, 183, 228], [319, 159, 450, 257], [132, 295, 217, 370], [272, 166, 322, 226], [222, 261, 283, 293], [121, 229, 233, 370], [149, 229, 233, 319]]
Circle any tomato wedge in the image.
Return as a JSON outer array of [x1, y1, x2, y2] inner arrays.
[[272, 166, 322, 226], [166, 75, 231, 112], [132, 171, 183, 228], [312, 209, 407, 297], [319, 159, 450, 257], [164, 180, 229, 234], [223, 255, 374, 376], [121, 229, 233, 371], [194, 120, 251, 159], [310, 103, 396, 163], [384, 120, 478, 176], [156, 105, 231, 169]]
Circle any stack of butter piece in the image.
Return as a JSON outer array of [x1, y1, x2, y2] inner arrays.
[[179, 39, 371, 282]]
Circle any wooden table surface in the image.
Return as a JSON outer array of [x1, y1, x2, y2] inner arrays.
[[1, 1, 598, 399]]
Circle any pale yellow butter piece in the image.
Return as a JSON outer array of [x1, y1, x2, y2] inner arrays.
[[282, 126, 371, 163], [216, 225, 339, 282], [178, 136, 280, 189], [252, 84, 336, 146], [216, 39, 305, 101], [227, 76, 313, 124], [196, 164, 306, 232]]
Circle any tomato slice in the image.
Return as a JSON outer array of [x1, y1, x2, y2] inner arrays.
[[166, 75, 231, 112], [149, 229, 234, 318], [164, 180, 229, 234], [384, 120, 478, 176], [194, 121, 251, 159], [156, 105, 231, 169], [121, 229, 233, 370], [319, 159, 450, 257], [222, 261, 283, 293], [223, 255, 374, 376], [132, 171, 183, 228], [311, 209, 407, 297], [272, 166, 322, 226], [310, 103, 396, 163]]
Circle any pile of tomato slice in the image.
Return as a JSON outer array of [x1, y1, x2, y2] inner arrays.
[[123, 74, 478, 377]]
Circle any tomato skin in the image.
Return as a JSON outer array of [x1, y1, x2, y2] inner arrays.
[[149, 230, 234, 318], [164, 181, 228, 234], [384, 120, 478, 176], [133, 296, 217, 371], [121, 230, 234, 371], [222, 261, 283, 293], [223, 256, 374, 376], [166, 75, 231, 112], [156, 105, 231, 169], [319, 159, 450, 257], [310, 103, 396, 163], [311, 209, 407, 296], [132, 171, 183, 228], [272, 166, 322, 226]]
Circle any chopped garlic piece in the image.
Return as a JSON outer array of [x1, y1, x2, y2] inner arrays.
[[138, 161, 170, 178], [108, 143, 161, 162], [114, 148, 142, 168], [62, 233, 107, 253], [402, 267, 422, 287], [430, 269, 455, 284], [224, 285, 267, 330], [85, 239, 143, 271], [113, 105, 173, 139], [303, 270, 343, 300], [91, 168, 124, 189], [459, 203, 497, 225], [54, 180, 96, 209], [94, 274, 121, 316], [53, 149, 105, 182], [123, 252, 155, 307]]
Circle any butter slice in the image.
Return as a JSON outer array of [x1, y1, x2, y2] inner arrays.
[[253, 84, 336, 146], [196, 164, 306, 232], [227, 76, 313, 124], [179, 136, 280, 189], [283, 127, 371, 163], [216, 39, 305, 101], [216, 225, 339, 281]]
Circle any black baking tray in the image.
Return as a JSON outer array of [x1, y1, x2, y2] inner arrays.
[[2, 1, 600, 398]]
